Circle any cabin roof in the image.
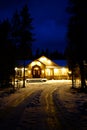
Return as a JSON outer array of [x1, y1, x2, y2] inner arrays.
[[16, 56, 67, 68]]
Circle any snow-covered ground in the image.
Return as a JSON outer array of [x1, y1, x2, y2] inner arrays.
[[0, 80, 87, 130]]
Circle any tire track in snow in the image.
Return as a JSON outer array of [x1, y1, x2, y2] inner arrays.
[[0, 89, 43, 130], [16, 89, 47, 130], [40, 85, 63, 130]]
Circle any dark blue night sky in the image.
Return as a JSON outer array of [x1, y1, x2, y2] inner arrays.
[[0, 0, 69, 53]]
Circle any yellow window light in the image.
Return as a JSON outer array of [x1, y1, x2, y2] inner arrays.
[[42, 70, 44, 73], [62, 67, 67, 74], [28, 70, 31, 74], [46, 69, 50, 75], [34, 67, 38, 70], [54, 68, 58, 73]]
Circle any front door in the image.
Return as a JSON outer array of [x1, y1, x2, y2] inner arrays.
[[32, 65, 41, 78]]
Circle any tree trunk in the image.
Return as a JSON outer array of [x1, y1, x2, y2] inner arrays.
[[79, 60, 86, 89], [71, 67, 76, 88]]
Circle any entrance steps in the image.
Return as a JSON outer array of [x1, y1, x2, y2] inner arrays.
[[26, 78, 47, 83]]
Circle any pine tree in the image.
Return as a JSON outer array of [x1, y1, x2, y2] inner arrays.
[[0, 19, 16, 87], [19, 4, 34, 87], [11, 5, 34, 88], [66, 0, 87, 90]]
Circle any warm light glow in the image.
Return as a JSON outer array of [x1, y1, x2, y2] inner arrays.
[[34, 67, 38, 70], [62, 67, 67, 74], [48, 60, 51, 64], [46, 69, 50, 75], [37, 61, 41, 66], [25, 68, 27, 70], [15, 67, 17, 70], [39, 57, 52, 65], [31, 61, 41, 66], [42, 70, 44, 73], [54, 68, 58, 75], [28, 70, 31, 74], [40, 57, 46, 62], [31, 62, 36, 66], [68, 71, 72, 74], [22, 68, 24, 71], [54, 68, 58, 73]]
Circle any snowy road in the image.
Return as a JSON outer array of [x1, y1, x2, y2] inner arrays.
[[0, 80, 87, 130]]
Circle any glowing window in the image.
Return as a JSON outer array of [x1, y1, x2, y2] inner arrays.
[[34, 67, 39, 70], [54, 69, 58, 76], [46, 69, 50, 76], [62, 67, 66, 74], [28, 70, 31, 74], [42, 70, 44, 74]]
